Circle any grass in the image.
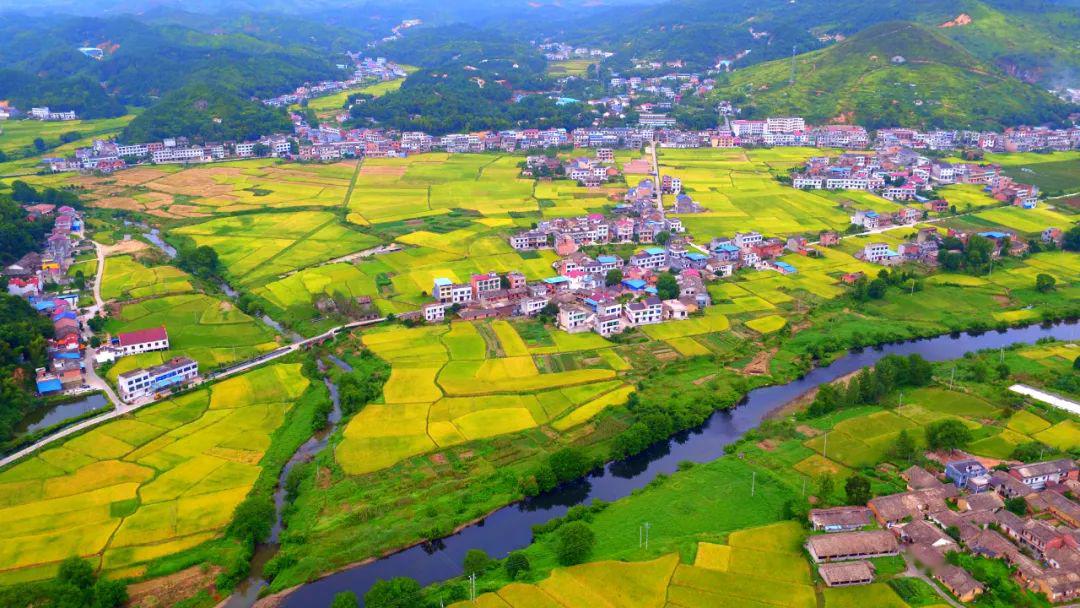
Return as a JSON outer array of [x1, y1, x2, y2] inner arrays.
[[0, 364, 308, 580], [0, 114, 135, 156]]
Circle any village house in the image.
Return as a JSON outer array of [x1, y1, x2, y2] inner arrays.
[[806, 530, 900, 563], [809, 507, 873, 533], [113, 326, 170, 357], [933, 565, 984, 602], [1011, 459, 1077, 491], [945, 458, 991, 493], [818, 561, 875, 587], [118, 357, 198, 402]]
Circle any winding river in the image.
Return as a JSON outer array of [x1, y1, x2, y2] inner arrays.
[[254, 321, 1078, 607]]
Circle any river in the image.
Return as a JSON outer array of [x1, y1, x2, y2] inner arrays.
[[261, 321, 1077, 607]]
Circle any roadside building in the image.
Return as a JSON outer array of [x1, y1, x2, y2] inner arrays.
[[117, 357, 198, 402], [114, 326, 170, 357], [806, 530, 899, 563]]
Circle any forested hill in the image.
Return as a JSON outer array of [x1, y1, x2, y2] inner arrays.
[[709, 22, 1074, 130], [347, 26, 599, 135], [546, 0, 1080, 89], [0, 14, 343, 114], [120, 85, 293, 144]]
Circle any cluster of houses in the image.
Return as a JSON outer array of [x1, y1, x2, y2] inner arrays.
[[96, 326, 199, 402], [45, 135, 296, 172], [262, 56, 407, 108], [0, 106, 78, 121], [805, 456, 1080, 603], [793, 151, 1042, 208], [521, 150, 620, 187], [2, 205, 87, 394], [875, 126, 1080, 154], [539, 42, 612, 62]]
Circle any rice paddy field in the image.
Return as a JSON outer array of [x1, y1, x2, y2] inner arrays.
[[335, 320, 635, 474], [979, 151, 1080, 194], [0, 364, 309, 583], [173, 210, 380, 286], [55, 158, 358, 218], [0, 115, 135, 156], [102, 293, 280, 379], [100, 255, 194, 301]]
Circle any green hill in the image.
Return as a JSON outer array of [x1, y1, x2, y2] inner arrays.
[[713, 22, 1074, 130]]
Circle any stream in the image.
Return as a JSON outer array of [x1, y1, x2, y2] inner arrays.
[[234, 321, 1077, 607], [222, 359, 347, 608]]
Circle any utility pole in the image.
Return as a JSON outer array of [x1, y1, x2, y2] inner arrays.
[[789, 45, 797, 85], [751, 472, 757, 497], [823, 431, 828, 459], [470, 573, 476, 601], [950, 366, 956, 390], [644, 522, 651, 550], [801, 477, 806, 497], [899, 391, 903, 407]]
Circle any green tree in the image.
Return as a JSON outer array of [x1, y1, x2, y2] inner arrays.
[[845, 474, 872, 506], [654, 231, 671, 245], [1062, 225, 1080, 251], [817, 474, 835, 504], [463, 549, 490, 576], [330, 591, 359, 608], [505, 551, 530, 580], [656, 272, 679, 300], [925, 419, 971, 452], [548, 448, 592, 483], [57, 557, 95, 590], [1004, 497, 1027, 516], [1035, 273, 1056, 292], [365, 577, 423, 608], [227, 496, 275, 544], [1011, 441, 1049, 462], [605, 268, 623, 287], [890, 429, 917, 463], [867, 278, 887, 299], [556, 521, 595, 566]]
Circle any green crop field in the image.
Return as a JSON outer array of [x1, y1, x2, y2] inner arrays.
[[100, 255, 194, 301], [103, 293, 279, 378], [0, 364, 308, 583], [173, 210, 379, 285], [0, 115, 135, 156]]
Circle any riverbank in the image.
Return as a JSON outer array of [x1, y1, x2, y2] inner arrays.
[[265, 322, 1077, 607]]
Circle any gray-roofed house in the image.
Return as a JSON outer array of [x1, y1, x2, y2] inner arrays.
[[933, 565, 984, 603], [806, 530, 899, 563], [809, 506, 873, 533], [819, 561, 876, 587]]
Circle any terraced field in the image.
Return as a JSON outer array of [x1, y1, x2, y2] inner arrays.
[[335, 321, 633, 474], [100, 255, 194, 301], [103, 293, 280, 378], [0, 364, 309, 583]]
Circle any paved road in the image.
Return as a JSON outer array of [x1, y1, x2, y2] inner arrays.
[[1010, 383, 1080, 416]]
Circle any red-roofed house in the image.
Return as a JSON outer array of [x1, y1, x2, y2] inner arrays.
[[114, 326, 170, 357]]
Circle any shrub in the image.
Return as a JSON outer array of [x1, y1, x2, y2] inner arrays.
[[463, 549, 490, 576], [505, 551, 531, 580]]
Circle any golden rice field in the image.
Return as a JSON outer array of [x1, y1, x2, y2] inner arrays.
[[0, 364, 309, 583], [335, 321, 635, 475], [453, 522, 857, 608]]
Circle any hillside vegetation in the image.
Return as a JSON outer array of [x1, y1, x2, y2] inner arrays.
[[712, 22, 1073, 130]]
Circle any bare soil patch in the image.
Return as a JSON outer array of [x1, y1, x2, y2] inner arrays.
[[742, 348, 777, 375], [102, 240, 149, 256], [692, 373, 717, 386], [359, 165, 408, 178], [126, 564, 222, 608], [796, 425, 822, 438]]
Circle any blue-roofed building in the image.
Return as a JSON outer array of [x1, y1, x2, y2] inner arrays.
[[543, 276, 569, 284], [978, 231, 1010, 240], [644, 247, 666, 255], [36, 377, 62, 394], [945, 459, 990, 493], [53, 352, 82, 360], [433, 277, 452, 286], [644, 286, 658, 294], [774, 261, 797, 275], [622, 278, 647, 290]]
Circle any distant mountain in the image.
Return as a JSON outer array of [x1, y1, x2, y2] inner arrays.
[[712, 22, 1074, 130], [545, 0, 1080, 89]]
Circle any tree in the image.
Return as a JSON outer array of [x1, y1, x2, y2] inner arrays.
[[1004, 497, 1027, 516], [1035, 273, 1056, 292], [10, 180, 37, 203], [548, 447, 592, 483], [57, 557, 95, 590], [227, 496, 275, 544], [925, 419, 971, 452], [656, 272, 679, 300], [1062, 225, 1080, 251], [845, 474, 872, 506], [463, 549, 490, 576], [867, 278, 887, 299], [91, 579, 128, 608], [33, 137, 47, 152], [605, 268, 623, 287], [556, 521, 595, 566], [505, 551, 530, 580], [890, 429, 917, 463], [654, 231, 671, 245], [1011, 441, 1049, 462], [365, 577, 423, 608], [817, 474, 835, 504]]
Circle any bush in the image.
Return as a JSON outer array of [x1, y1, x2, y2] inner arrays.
[[925, 419, 972, 452], [505, 551, 531, 580], [365, 577, 423, 608], [556, 521, 595, 566]]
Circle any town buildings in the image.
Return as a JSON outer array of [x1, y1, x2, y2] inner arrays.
[[117, 357, 199, 402]]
